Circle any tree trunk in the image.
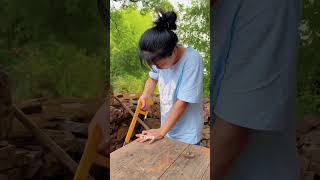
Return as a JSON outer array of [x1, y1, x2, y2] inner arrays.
[[0, 70, 13, 139]]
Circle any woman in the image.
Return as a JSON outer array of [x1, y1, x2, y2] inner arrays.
[[135, 10, 204, 145]]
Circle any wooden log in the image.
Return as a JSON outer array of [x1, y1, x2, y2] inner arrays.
[[0, 145, 15, 171], [14, 148, 29, 167], [42, 129, 75, 151], [20, 102, 42, 114], [23, 151, 43, 178], [113, 95, 150, 130], [0, 71, 13, 139], [13, 105, 79, 174], [0, 140, 9, 147], [58, 120, 89, 137], [0, 168, 23, 180]]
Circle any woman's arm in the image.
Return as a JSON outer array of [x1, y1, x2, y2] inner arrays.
[[136, 99, 188, 144], [140, 77, 157, 109], [160, 99, 188, 136], [211, 115, 249, 179]]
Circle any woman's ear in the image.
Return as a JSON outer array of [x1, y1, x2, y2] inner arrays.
[[174, 46, 178, 54], [172, 47, 178, 58]]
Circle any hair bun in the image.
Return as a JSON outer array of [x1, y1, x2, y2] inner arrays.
[[154, 10, 177, 31]]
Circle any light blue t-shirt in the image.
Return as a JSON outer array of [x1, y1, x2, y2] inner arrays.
[[149, 46, 204, 145], [211, 0, 300, 179]]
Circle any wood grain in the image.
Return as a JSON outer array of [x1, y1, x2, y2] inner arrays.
[[201, 164, 210, 180], [158, 145, 210, 180], [111, 138, 189, 180]]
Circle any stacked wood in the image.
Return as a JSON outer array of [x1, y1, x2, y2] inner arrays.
[[110, 93, 139, 152], [297, 115, 320, 180], [0, 71, 13, 139], [0, 98, 103, 179], [1, 91, 211, 179], [110, 93, 162, 152], [0, 140, 44, 180]]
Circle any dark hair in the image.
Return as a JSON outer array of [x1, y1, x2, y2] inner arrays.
[[138, 10, 178, 69]]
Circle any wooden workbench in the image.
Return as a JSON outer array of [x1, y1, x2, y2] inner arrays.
[[110, 138, 210, 180]]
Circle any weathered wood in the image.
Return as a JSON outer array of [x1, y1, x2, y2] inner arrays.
[[201, 165, 210, 180], [159, 145, 210, 180], [14, 148, 29, 167], [0, 145, 15, 171], [113, 95, 150, 130], [0, 70, 13, 139], [0, 140, 9, 147], [58, 120, 89, 136], [23, 158, 42, 178], [44, 119, 89, 137], [19, 102, 42, 114], [0, 168, 23, 180], [42, 129, 75, 151], [13, 105, 79, 174], [111, 138, 189, 180]]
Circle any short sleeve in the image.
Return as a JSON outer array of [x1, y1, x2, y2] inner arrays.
[[149, 65, 159, 80], [214, 0, 300, 131], [177, 54, 204, 103]]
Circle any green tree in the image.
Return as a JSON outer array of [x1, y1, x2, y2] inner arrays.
[[0, 0, 107, 100], [110, 0, 210, 97], [296, 0, 320, 117], [178, 0, 210, 97]]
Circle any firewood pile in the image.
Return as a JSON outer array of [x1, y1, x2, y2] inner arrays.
[[0, 97, 103, 180], [7, 92, 320, 180], [297, 115, 320, 180], [110, 93, 161, 152]]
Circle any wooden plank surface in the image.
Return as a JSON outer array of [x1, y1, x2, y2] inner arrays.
[[111, 138, 210, 180], [159, 144, 210, 180], [111, 138, 189, 180], [202, 165, 210, 180]]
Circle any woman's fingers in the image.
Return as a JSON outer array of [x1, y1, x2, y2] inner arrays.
[[140, 138, 149, 143], [136, 130, 163, 144], [140, 98, 146, 110], [136, 134, 142, 142], [148, 139, 155, 144], [136, 134, 149, 143]]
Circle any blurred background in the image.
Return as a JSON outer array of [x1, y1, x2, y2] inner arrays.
[[0, 0, 108, 179], [297, 0, 320, 119], [0, 0, 107, 101]]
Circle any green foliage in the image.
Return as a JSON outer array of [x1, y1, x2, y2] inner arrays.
[[110, 7, 152, 77], [3, 42, 105, 101], [110, 7, 152, 92], [177, 0, 210, 97], [0, 0, 106, 100], [112, 0, 174, 12], [296, 0, 320, 118], [112, 74, 147, 93], [0, 0, 106, 53], [111, 1, 210, 97]]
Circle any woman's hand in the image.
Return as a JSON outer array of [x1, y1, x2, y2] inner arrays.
[[139, 93, 152, 110], [136, 128, 165, 144]]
